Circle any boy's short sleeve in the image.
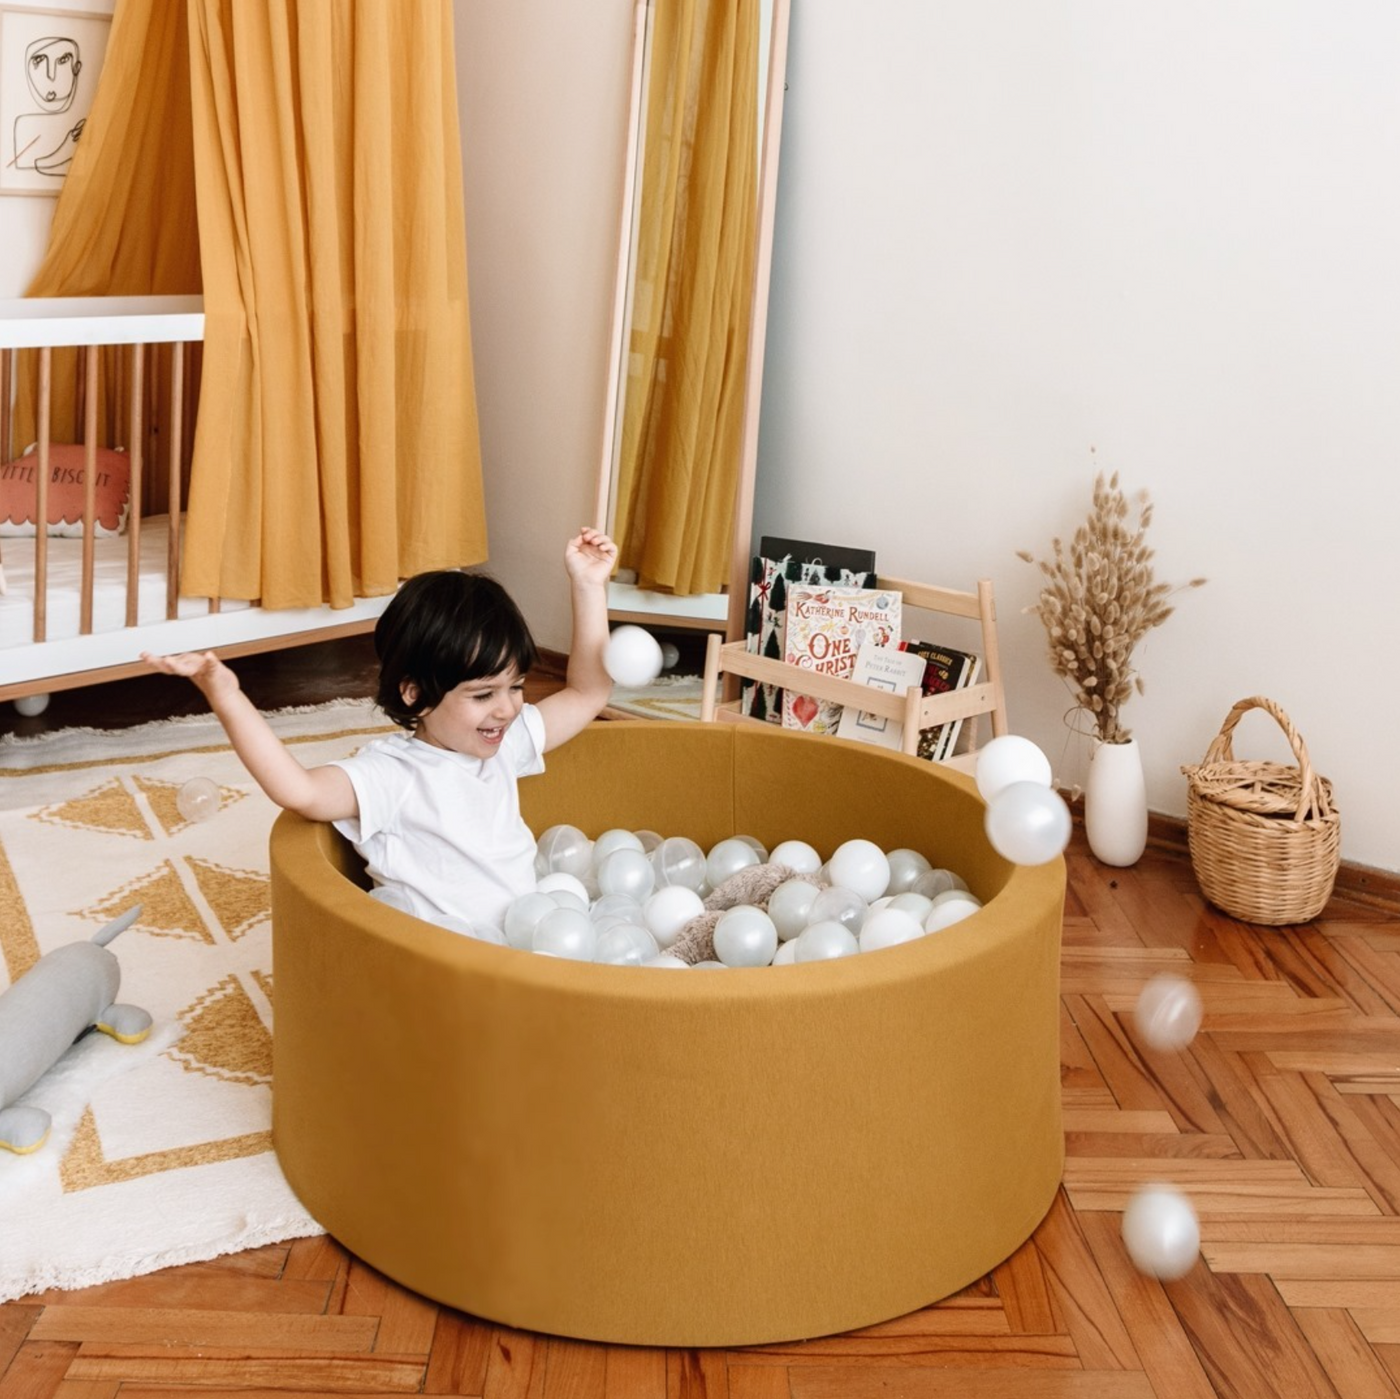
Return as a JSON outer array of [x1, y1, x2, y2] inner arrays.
[[330, 740, 411, 844]]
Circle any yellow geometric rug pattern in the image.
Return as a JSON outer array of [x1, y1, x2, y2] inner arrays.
[[0, 700, 393, 1301]]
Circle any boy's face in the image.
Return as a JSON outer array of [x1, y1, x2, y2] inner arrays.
[[408, 666, 525, 760]]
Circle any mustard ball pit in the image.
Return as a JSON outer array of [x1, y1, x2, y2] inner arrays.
[[269, 720, 1065, 1347]]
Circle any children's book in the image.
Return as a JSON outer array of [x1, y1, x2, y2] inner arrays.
[[833, 641, 929, 751], [899, 640, 982, 761], [743, 538, 876, 723], [780, 584, 901, 735]]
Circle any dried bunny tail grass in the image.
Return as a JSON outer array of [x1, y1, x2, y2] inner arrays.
[[1020, 473, 1205, 744]]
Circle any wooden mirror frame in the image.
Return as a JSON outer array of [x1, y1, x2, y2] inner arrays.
[[593, 0, 792, 644]]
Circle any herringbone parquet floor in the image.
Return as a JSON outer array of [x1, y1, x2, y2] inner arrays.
[[3, 642, 1398, 1397]]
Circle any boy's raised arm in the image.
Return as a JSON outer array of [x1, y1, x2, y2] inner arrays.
[[141, 651, 358, 822]]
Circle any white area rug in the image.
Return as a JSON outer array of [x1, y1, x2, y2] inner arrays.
[[603, 673, 703, 722], [0, 699, 394, 1301]]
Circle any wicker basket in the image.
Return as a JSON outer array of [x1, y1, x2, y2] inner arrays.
[[1181, 696, 1340, 925]]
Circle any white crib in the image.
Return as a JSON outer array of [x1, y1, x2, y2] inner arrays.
[[0, 297, 391, 703]]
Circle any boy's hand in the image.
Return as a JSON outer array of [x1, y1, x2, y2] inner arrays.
[[565, 528, 619, 588], [141, 650, 240, 704]]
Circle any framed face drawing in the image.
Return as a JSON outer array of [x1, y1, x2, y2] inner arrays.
[[0, 5, 111, 196]]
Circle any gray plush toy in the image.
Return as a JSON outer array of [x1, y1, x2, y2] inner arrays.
[[0, 905, 151, 1154]]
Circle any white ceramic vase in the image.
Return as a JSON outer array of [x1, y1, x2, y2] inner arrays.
[[1084, 737, 1148, 867]]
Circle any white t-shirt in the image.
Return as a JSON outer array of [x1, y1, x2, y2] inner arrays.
[[330, 704, 546, 936]]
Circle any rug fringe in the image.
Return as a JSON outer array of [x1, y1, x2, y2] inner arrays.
[[0, 1217, 326, 1304]]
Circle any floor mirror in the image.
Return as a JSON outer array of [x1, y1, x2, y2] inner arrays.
[[594, 0, 790, 646]]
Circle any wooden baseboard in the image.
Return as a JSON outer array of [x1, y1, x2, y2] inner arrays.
[[1142, 809, 1400, 914]]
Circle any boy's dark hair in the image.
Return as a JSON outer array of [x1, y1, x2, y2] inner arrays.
[[374, 570, 539, 730]]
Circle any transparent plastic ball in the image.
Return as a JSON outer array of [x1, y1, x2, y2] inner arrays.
[[596, 847, 657, 901], [590, 892, 644, 923], [884, 847, 933, 895], [734, 834, 769, 861], [594, 922, 660, 966], [651, 836, 707, 891], [827, 839, 890, 902], [535, 824, 594, 878], [642, 953, 690, 969], [633, 828, 663, 853], [767, 878, 820, 940], [713, 904, 779, 968], [504, 891, 561, 950], [531, 906, 597, 961], [794, 920, 860, 962], [177, 776, 221, 823], [1135, 974, 1204, 1052], [806, 884, 867, 933], [912, 867, 968, 899], [706, 837, 762, 891], [592, 828, 646, 869]]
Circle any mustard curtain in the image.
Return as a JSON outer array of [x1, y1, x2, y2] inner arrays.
[[613, 0, 758, 597], [183, 1, 486, 608], [14, 0, 200, 472]]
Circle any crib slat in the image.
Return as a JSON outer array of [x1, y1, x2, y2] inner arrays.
[[126, 343, 145, 628], [79, 345, 99, 635], [1, 346, 11, 462], [33, 348, 50, 642], [166, 342, 184, 620]]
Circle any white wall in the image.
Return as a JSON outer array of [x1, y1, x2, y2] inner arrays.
[[456, 1, 1399, 874], [453, 1, 634, 641], [752, 1, 1399, 872]]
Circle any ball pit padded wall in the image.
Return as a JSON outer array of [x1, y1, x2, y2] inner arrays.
[[270, 721, 1066, 1347]]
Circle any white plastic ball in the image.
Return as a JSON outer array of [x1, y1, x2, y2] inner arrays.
[[536, 824, 594, 878], [1121, 1184, 1200, 1280], [651, 836, 707, 891], [536, 871, 591, 906], [642, 953, 690, 969], [643, 884, 705, 949], [13, 692, 50, 717], [858, 906, 925, 954], [604, 625, 665, 686], [975, 735, 1054, 802], [592, 828, 645, 867], [771, 939, 798, 966], [176, 775, 221, 823], [884, 847, 933, 894], [806, 884, 868, 933], [794, 920, 860, 961], [924, 894, 983, 933], [503, 891, 559, 950], [770, 839, 822, 874], [736, 834, 769, 859], [532, 906, 597, 961], [767, 878, 820, 940], [713, 905, 779, 968], [596, 847, 657, 901], [887, 891, 934, 923], [1135, 974, 1204, 1052], [985, 781, 1072, 866], [827, 839, 891, 902], [594, 922, 660, 966], [706, 837, 762, 890]]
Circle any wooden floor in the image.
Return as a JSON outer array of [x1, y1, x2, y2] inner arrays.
[[3, 639, 1399, 1397]]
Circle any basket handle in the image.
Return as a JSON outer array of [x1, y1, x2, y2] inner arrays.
[[1200, 695, 1331, 822]]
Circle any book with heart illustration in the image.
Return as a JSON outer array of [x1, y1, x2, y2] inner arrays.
[[779, 584, 902, 735]]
